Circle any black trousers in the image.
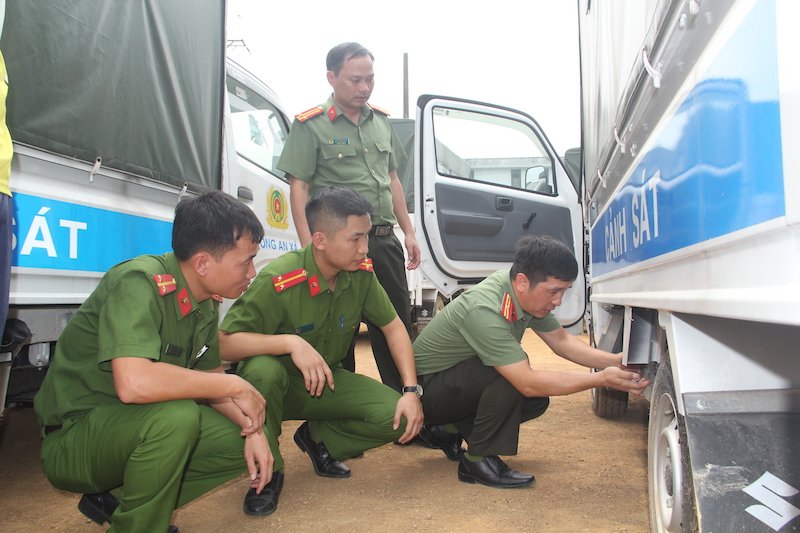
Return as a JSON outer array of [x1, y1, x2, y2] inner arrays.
[[419, 356, 549, 456], [341, 231, 411, 392]]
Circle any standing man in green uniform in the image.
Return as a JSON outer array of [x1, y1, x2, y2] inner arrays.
[[278, 42, 418, 390], [34, 192, 273, 533], [219, 185, 424, 516], [413, 235, 651, 488]]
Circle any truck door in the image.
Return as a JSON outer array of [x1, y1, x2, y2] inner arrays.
[[415, 95, 585, 325]]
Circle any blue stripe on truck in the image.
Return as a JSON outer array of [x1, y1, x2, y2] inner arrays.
[[590, 0, 785, 277], [11, 193, 173, 272]]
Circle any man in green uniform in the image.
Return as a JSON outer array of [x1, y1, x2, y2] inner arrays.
[[219, 185, 424, 515], [34, 192, 273, 532], [413, 235, 651, 488], [278, 42, 417, 389]]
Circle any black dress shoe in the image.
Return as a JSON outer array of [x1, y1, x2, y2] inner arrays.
[[411, 424, 466, 461], [457, 455, 536, 488], [293, 421, 351, 478], [78, 492, 118, 524], [243, 470, 284, 516], [78, 492, 179, 531]]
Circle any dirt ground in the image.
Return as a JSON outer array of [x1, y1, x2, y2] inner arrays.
[[0, 329, 651, 533]]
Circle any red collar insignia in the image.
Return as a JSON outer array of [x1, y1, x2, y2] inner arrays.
[[177, 287, 193, 317], [500, 293, 517, 322]]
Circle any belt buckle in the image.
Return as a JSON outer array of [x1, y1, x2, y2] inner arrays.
[[374, 225, 392, 237]]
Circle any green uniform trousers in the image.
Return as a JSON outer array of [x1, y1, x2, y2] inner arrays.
[[419, 356, 550, 456], [362, 231, 411, 391], [238, 354, 405, 472], [40, 400, 246, 533]]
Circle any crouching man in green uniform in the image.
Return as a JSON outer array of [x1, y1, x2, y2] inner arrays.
[[219, 185, 424, 516], [412, 235, 650, 489], [34, 191, 273, 533]]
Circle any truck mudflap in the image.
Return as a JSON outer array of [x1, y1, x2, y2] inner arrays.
[[684, 390, 800, 532]]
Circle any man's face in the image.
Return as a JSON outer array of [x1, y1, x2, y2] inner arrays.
[[517, 276, 573, 318], [328, 55, 375, 113], [204, 233, 259, 299], [318, 214, 371, 273]]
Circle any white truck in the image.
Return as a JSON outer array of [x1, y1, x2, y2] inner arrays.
[[413, 0, 799, 532], [0, 1, 299, 411]]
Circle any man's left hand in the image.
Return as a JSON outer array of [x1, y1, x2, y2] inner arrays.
[[405, 235, 420, 270], [393, 393, 424, 444]]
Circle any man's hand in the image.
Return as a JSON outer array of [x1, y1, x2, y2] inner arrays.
[[393, 393, 424, 444], [598, 366, 651, 395], [405, 234, 420, 270], [244, 431, 274, 494], [230, 376, 267, 433], [289, 337, 334, 396]]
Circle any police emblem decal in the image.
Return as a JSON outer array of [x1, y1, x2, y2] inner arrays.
[[266, 187, 289, 229]]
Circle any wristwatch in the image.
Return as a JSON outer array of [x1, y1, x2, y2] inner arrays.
[[402, 384, 423, 397]]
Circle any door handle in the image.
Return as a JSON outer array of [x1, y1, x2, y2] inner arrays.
[[523, 212, 537, 229], [496, 197, 513, 211]]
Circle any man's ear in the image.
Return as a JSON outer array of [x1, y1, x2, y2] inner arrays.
[[326, 70, 335, 88], [193, 252, 210, 277], [514, 272, 530, 292], [311, 231, 326, 251]]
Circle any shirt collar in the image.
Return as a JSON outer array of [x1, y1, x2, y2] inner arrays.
[[165, 253, 216, 320], [301, 244, 352, 296], [324, 94, 372, 124]]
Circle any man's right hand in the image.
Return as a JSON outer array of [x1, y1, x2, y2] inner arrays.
[[290, 337, 335, 396], [599, 366, 650, 395], [230, 376, 267, 432]]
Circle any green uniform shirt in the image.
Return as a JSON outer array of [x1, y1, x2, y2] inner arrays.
[[34, 253, 221, 427], [220, 245, 397, 366], [413, 270, 562, 375], [276, 95, 407, 226]]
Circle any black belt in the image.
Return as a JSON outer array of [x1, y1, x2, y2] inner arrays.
[[369, 225, 393, 237], [43, 424, 62, 437]]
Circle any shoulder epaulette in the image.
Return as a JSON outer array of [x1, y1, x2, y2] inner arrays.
[[500, 293, 517, 322], [153, 274, 177, 296], [273, 268, 308, 293], [368, 103, 391, 116], [296, 106, 324, 122], [359, 258, 374, 272]]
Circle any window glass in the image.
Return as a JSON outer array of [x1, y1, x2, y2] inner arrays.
[[227, 76, 288, 179], [432, 107, 555, 194]]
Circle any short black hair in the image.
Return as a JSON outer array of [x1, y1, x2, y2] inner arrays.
[[172, 190, 264, 261], [326, 42, 374, 76], [306, 185, 373, 235], [509, 235, 578, 286]]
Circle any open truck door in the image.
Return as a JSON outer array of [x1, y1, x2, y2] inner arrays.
[[414, 96, 585, 326]]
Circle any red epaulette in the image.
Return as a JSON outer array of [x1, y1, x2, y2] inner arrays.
[[368, 103, 391, 116], [273, 268, 308, 293], [500, 293, 517, 322], [153, 274, 177, 296], [295, 106, 324, 122], [359, 258, 374, 272]]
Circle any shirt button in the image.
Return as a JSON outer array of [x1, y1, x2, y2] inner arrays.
[[198, 310, 203, 317], [364, 148, 369, 153], [338, 153, 343, 158]]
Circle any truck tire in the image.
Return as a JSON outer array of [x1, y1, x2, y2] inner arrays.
[[648, 359, 699, 533], [590, 370, 628, 417]]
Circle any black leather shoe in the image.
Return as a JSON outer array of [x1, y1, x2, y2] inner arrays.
[[243, 470, 284, 516], [411, 424, 466, 461], [457, 455, 536, 488], [293, 421, 351, 478], [78, 492, 118, 524], [79, 492, 179, 531]]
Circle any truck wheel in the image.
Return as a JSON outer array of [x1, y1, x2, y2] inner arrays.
[[590, 370, 628, 417], [648, 359, 698, 533]]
